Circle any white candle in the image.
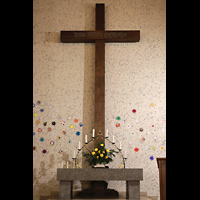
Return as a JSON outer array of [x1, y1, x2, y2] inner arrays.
[[112, 135, 115, 143], [105, 129, 108, 137], [73, 150, 76, 158], [119, 141, 122, 149], [125, 150, 127, 158], [67, 161, 69, 168], [79, 141, 81, 149], [85, 135, 87, 143], [92, 129, 95, 138], [61, 161, 64, 168]]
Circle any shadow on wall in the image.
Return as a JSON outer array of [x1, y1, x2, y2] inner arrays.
[[33, 153, 73, 200]]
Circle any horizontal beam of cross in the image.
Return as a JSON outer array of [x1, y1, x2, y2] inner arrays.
[[60, 30, 140, 43]]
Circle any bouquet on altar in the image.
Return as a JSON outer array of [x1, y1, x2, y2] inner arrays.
[[83, 141, 118, 166]]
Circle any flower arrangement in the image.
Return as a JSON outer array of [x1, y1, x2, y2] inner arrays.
[[83, 141, 118, 167]]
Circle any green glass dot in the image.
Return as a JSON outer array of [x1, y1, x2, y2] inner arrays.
[[116, 116, 120, 120]]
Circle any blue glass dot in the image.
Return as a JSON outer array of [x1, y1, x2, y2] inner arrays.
[[76, 131, 80, 136], [150, 156, 154, 161]]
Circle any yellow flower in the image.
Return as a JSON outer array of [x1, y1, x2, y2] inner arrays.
[[106, 149, 109, 153], [95, 148, 98, 151], [102, 151, 105, 154], [98, 150, 101, 154], [100, 154, 104, 157], [96, 156, 99, 159], [105, 156, 108, 159], [100, 143, 104, 146], [91, 152, 95, 155]]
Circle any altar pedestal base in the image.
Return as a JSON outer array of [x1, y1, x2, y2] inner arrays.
[[77, 181, 119, 199], [57, 168, 143, 200], [126, 181, 140, 200]]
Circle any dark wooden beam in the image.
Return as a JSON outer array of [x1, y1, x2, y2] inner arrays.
[[94, 4, 105, 147], [60, 30, 140, 43], [96, 4, 105, 31], [94, 40, 105, 146]]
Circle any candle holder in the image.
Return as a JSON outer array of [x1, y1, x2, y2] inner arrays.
[[104, 137, 127, 168], [73, 133, 127, 168], [72, 157, 76, 168], [123, 157, 127, 168]]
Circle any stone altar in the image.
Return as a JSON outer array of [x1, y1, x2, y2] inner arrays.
[[57, 168, 143, 200]]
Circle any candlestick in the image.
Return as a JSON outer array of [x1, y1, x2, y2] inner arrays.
[[119, 141, 122, 150], [105, 129, 108, 138], [78, 141, 81, 150], [85, 135, 87, 143], [92, 129, 95, 138], [73, 150, 76, 158], [112, 135, 115, 143], [61, 161, 64, 168], [125, 150, 127, 158], [67, 161, 69, 168]]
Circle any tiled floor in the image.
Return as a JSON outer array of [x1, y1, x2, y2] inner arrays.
[[47, 192, 156, 200], [48, 198, 153, 200]]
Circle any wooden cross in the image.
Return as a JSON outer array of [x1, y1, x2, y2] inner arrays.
[[60, 4, 140, 146]]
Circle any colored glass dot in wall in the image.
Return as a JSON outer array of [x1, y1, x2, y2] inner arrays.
[[132, 109, 136, 113], [61, 121, 65, 125], [116, 123, 120, 127], [40, 137, 44, 142], [58, 150, 63, 154], [36, 120, 40, 124], [43, 122, 47, 126], [79, 122, 83, 127], [127, 124, 130, 128], [33, 103, 35, 108], [150, 155, 154, 160], [150, 103, 155, 107], [50, 141, 54, 145], [116, 116, 120, 120], [134, 147, 139, 152], [160, 146, 164, 151], [38, 128, 42, 132], [48, 127, 51, 131], [70, 125, 74, 129], [52, 121, 56, 125], [76, 131, 80, 136], [62, 131, 66, 135], [139, 128, 143, 132], [42, 149, 47, 154], [74, 118, 78, 123], [40, 109, 44, 112]]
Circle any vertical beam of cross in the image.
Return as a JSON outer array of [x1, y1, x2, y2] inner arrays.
[[94, 4, 105, 146], [60, 3, 140, 148]]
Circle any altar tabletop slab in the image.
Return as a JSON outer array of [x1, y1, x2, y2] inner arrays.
[[57, 168, 143, 181]]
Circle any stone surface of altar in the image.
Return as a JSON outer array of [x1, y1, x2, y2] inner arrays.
[[57, 168, 143, 200]]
